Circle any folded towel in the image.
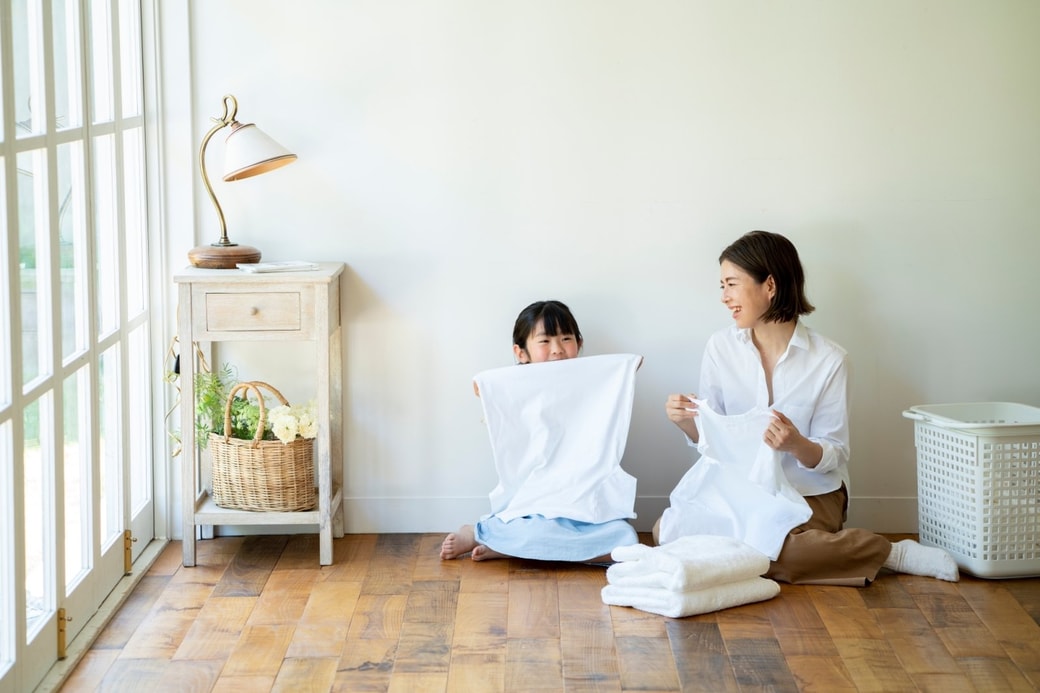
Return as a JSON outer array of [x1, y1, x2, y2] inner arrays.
[[607, 536, 769, 592], [601, 577, 780, 618]]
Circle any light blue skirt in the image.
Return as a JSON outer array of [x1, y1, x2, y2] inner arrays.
[[475, 514, 638, 562]]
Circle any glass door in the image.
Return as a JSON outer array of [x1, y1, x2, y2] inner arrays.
[[0, 1, 153, 690]]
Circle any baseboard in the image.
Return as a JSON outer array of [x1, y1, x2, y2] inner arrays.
[[336, 495, 921, 535]]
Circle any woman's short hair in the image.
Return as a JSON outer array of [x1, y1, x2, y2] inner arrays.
[[512, 300, 583, 349], [720, 230, 815, 323]]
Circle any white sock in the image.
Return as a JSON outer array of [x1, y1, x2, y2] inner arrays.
[[883, 539, 960, 582]]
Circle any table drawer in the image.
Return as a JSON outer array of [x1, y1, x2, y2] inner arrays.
[[204, 291, 303, 332]]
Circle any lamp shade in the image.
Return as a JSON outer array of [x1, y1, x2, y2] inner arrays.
[[222, 122, 297, 182]]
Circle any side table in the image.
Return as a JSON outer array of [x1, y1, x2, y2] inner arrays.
[[174, 262, 344, 566]]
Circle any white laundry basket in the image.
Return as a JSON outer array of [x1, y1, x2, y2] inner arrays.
[[902, 402, 1040, 578]]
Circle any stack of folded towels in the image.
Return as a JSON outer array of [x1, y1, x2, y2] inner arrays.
[[601, 535, 781, 618]]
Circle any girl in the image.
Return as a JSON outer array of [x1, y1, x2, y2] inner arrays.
[[440, 300, 640, 563]]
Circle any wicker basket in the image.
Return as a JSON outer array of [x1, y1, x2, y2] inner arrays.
[[209, 381, 316, 512]]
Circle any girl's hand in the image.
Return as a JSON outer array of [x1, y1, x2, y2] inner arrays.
[[665, 394, 698, 425]]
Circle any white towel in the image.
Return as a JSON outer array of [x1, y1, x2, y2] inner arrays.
[[601, 577, 780, 618], [607, 536, 769, 592], [474, 353, 642, 524]]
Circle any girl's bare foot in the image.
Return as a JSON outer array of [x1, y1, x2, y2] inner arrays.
[[471, 544, 506, 561], [440, 525, 478, 560]]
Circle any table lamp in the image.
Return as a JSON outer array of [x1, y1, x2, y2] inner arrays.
[[188, 94, 297, 269]]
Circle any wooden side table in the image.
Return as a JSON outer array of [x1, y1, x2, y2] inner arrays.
[[174, 262, 344, 566]]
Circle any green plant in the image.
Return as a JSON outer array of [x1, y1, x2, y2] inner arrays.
[[194, 364, 276, 446]]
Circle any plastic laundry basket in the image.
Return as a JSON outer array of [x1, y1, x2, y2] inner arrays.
[[902, 402, 1040, 578]]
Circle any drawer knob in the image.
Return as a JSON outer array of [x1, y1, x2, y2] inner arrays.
[[250, 307, 259, 316]]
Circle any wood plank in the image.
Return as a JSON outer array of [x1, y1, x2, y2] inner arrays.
[[725, 637, 799, 691], [955, 656, 1038, 692], [665, 619, 739, 693], [457, 553, 511, 594], [447, 645, 506, 693], [173, 595, 256, 661], [333, 638, 397, 692], [285, 622, 350, 659], [57, 649, 119, 691], [211, 535, 287, 598], [559, 612, 621, 690], [615, 635, 680, 691], [156, 660, 225, 691], [809, 585, 884, 640], [246, 571, 317, 625], [325, 534, 378, 582], [505, 638, 563, 690], [391, 621, 453, 674], [271, 656, 339, 692], [298, 580, 362, 624], [89, 575, 171, 649], [785, 654, 857, 693], [508, 571, 560, 639], [831, 637, 917, 692], [403, 580, 459, 624], [347, 594, 408, 640], [767, 585, 839, 657], [452, 591, 508, 646], [872, 606, 963, 676], [221, 624, 296, 678]]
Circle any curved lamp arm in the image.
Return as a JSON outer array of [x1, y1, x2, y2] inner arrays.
[[198, 95, 239, 247]]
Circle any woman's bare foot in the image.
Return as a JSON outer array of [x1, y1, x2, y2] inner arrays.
[[471, 544, 506, 561], [440, 525, 478, 560]]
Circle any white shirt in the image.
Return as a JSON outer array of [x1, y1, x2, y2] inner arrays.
[[697, 321, 851, 497]]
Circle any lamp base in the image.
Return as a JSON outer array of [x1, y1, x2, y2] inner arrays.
[[188, 243, 262, 269]]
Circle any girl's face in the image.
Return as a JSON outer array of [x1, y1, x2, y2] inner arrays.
[[514, 319, 581, 363], [720, 260, 775, 329]]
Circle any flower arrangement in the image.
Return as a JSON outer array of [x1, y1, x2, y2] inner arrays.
[[194, 363, 317, 446]]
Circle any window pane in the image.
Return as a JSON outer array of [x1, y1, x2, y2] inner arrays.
[[93, 134, 119, 337], [117, 0, 142, 118], [0, 422, 13, 675], [63, 368, 91, 591], [0, 164, 9, 408], [58, 141, 89, 360], [17, 149, 53, 388], [24, 393, 55, 640], [12, 0, 47, 138], [88, 0, 114, 124], [128, 326, 150, 514], [123, 127, 145, 316], [98, 345, 122, 548], [51, 0, 84, 130]]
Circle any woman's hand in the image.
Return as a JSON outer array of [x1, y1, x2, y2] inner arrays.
[[765, 410, 822, 467], [665, 393, 700, 442]]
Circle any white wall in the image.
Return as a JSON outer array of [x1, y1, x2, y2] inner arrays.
[[162, 1, 1040, 536]]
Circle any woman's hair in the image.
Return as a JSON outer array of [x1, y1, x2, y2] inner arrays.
[[512, 300, 583, 349], [719, 230, 815, 323]]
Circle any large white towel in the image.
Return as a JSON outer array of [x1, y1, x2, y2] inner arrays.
[[601, 577, 781, 618], [474, 353, 642, 524], [607, 536, 769, 592], [658, 401, 811, 559]]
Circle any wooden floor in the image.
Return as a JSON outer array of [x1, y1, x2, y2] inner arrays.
[[57, 533, 1040, 692]]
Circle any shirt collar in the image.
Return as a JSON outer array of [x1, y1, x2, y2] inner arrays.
[[734, 320, 808, 350]]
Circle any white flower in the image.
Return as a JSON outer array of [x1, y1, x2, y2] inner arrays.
[[266, 400, 318, 444]]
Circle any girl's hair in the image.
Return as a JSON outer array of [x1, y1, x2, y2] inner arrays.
[[512, 300, 583, 349], [720, 230, 815, 323]]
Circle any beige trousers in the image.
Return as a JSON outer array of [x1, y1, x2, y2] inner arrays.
[[766, 485, 893, 586]]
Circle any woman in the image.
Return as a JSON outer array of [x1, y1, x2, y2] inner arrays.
[[658, 231, 958, 585]]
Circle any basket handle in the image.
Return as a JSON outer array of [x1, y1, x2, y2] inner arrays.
[[901, 410, 925, 421], [222, 380, 291, 446]]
